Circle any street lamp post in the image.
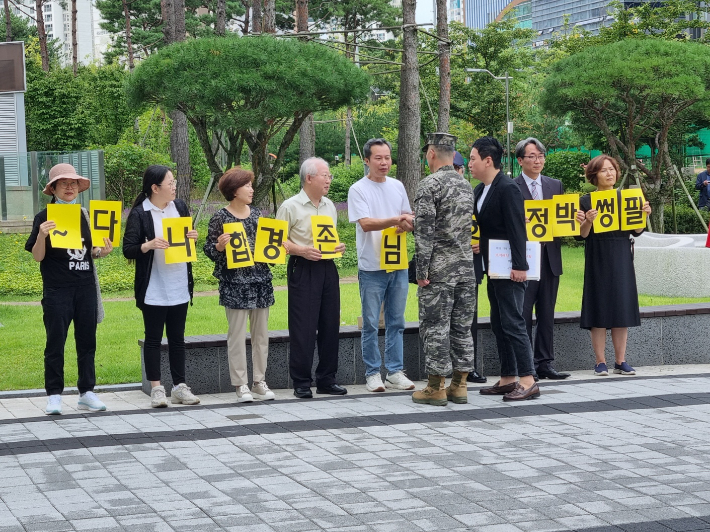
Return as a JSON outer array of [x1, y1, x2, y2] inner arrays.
[[466, 68, 513, 176]]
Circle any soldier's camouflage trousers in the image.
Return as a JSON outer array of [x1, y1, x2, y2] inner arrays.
[[418, 280, 476, 376]]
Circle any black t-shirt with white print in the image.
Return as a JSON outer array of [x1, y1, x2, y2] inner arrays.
[[25, 208, 94, 288]]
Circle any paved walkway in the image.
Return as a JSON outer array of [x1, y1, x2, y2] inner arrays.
[[3, 366, 710, 532]]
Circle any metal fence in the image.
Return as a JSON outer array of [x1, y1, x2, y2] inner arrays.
[[0, 150, 105, 221]]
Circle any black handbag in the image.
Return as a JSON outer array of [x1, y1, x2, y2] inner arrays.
[[408, 255, 418, 284]]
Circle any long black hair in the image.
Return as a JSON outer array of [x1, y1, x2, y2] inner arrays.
[[130, 165, 172, 210]]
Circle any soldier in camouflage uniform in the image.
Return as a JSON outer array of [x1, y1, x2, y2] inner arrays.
[[412, 133, 476, 406]]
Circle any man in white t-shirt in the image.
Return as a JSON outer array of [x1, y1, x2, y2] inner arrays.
[[348, 138, 416, 392]]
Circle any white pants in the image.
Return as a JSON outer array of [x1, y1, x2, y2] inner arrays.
[[225, 307, 270, 386]]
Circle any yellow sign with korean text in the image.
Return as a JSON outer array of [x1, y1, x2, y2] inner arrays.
[[380, 228, 408, 271], [591, 189, 619, 233], [47, 203, 83, 249], [552, 194, 580, 237], [224, 222, 254, 269], [620, 189, 647, 231], [311, 215, 342, 258], [253, 217, 288, 264], [471, 215, 480, 245], [525, 199, 554, 242], [163, 217, 196, 264], [89, 200, 122, 247]]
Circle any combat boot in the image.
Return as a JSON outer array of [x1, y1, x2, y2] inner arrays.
[[445, 370, 469, 404], [412, 375, 447, 406]]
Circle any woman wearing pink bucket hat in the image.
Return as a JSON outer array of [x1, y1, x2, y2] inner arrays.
[[24, 163, 114, 415]]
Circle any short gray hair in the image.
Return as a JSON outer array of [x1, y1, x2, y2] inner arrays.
[[515, 137, 546, 159], [299, 157, 328, 187]]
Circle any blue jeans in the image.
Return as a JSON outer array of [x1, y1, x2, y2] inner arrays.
[[358, 269, 408, 377]]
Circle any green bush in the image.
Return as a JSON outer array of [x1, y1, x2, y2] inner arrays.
[[544, 151, 590, 192], [103, 142, 174, 205], [662, 205, 710, 234]]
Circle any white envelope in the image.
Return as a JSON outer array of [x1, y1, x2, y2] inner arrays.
[[487, 239, 541, 281]]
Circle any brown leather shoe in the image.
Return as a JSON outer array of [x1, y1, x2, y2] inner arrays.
[[502, 382, 541, 401], [479, 380, 517, 395]]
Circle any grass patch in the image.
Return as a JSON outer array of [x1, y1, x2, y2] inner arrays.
[[2, 247, 709, 391]]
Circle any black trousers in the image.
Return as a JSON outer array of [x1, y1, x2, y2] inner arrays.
[[487, 278, 535, 378], [522, 251, 560, 371], [141, 302, 189, 385], [42, 284, 97, 396], [287, 256, 340, 389]]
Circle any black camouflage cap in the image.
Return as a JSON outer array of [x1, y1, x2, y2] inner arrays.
[[422, 132, 458, 152]]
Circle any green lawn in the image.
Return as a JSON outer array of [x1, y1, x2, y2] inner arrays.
[[1, 246, 708, 391]]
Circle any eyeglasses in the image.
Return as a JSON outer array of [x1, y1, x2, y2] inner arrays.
[[56, 180, 79, 189], [313, 173, 334, 180], [159, 181, 177, 189], [522, 155, 545, 161]]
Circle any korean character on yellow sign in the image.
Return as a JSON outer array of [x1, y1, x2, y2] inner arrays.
[[471, 214, 480, 245], [311, 215, 342, 258], [552, 194, 580, 237], [380, 227, 408, 271], [620, 189, 647, 231], [525, 199, 554, 242], [224, 222, 254, 269], [47, 203, 83, 249], [254, 217, 288, 264], [90, 200, 122, 247], [163, 217, 196, 264], [590, 189, 619, 233]]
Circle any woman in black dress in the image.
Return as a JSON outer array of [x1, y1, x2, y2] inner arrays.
[[577, 155, 651, 377]]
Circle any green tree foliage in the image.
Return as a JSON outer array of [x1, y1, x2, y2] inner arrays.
[[541, 39, 710, 231], [95, 0, 245, 63], [79, 63, 134, 147], [126, 35, 370, 204], [103, 142, 174, 204], [542, 151, 590, 193]]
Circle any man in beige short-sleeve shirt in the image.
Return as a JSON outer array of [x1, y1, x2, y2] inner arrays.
[[276, 157, 347, 399]]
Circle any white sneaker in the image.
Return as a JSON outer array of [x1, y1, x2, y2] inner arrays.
[[150, 385, 168, 408], [171, 383, 200, 405], [386, 371, 415, 390], [251, 381, 275, 401], [77, 391, 106, 412], [366, 373, 386, 392], [45, 394, 62, 415], [236, 384, 253, 403]]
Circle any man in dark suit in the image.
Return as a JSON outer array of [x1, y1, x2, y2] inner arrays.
[[695, 158, 710, 210], [513, 138, 570, 380], [469, 137, 539, 401]]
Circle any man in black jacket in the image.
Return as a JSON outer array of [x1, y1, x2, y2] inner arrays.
[[469, 137, 539, 401], [513, 138, 570, 380]]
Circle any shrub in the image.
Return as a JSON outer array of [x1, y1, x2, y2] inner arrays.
[[662, 205, 710, 234], [544, 151, 590, 192], [103, 142, 174, 205]]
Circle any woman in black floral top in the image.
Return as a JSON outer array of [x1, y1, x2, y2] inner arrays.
[[204, 168, 276, 402]]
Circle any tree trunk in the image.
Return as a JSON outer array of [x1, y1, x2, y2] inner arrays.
[[240, 0, 250, 34], [252, 0, 262, 33], [173, 0, 185, 41], [161, 0, 175, 43], [397, 0, 421, 204], [35, 0, 49, 71], [71, 0, 78, 75], [262, 0, 275, 33], [296, 0, 314, 166], [4, 0, 11, 42], [344, 107, 352, 166], [121, 0, 135, 70], [436, 0, 450, 132], [170, 0, 191, 201], [216, 0, 226, 35]]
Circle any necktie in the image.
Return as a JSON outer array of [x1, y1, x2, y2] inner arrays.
[[530, 180, 539, 200]]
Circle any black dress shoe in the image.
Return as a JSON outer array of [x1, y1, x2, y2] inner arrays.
[[537, 367, 571, 380], [293, 387, 313, 399], [466, 370, 487, 384], [316, 384, 348, 395]]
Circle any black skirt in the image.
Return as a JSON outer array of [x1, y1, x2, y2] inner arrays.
[[579, 194, 641, 330]]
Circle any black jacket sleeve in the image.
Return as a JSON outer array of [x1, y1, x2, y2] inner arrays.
[[502, 182, 529, 271], [122, 207, 145, 260]]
